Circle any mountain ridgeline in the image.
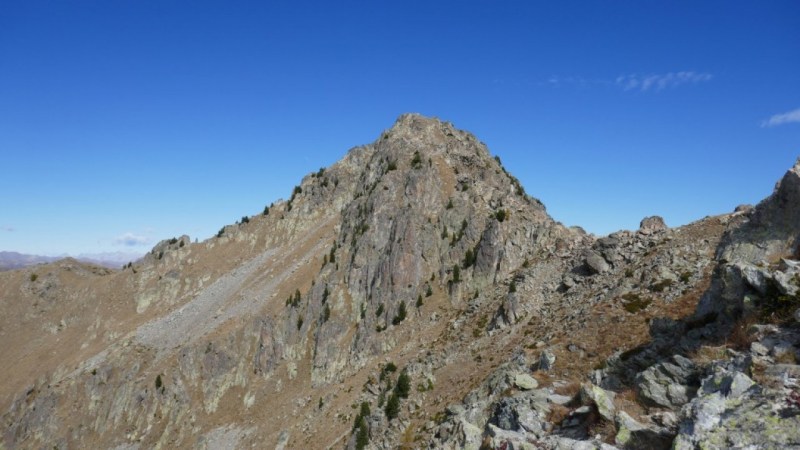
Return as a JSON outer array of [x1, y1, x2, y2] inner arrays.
[[2, 114, 800, 449]]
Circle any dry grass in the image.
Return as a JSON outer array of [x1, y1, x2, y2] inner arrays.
[[547, 404, 571, 426], [726, 314, 760, 350]]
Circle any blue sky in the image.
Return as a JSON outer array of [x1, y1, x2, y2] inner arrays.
[[1, 1, 799, 255]]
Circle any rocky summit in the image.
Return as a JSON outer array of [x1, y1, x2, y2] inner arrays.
[[2, 114, 800, 450]]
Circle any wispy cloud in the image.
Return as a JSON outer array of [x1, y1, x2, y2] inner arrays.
[[761, 108, 800, 128], [1, 226, 14, 232], [113, 232, 151, 247], [615, 71, 713, 92]]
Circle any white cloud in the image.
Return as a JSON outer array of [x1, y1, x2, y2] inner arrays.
[[761, 108, 800, 127], [114, 232, 151, 247], [616, 71, 713, 92]]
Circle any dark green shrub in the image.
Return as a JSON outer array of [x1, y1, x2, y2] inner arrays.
[[453, 265, 461, 283], [495, 209, 508, 222], [29, 273, 37, 282], [395, 371, 411, 398], [426, 285, 433, 297], [241, 216, 249, 224], [446, 198, 453, 209], [509, 281, 516, 293], [411, 151, 422, 168], [392, 301, 407, 325], [322, 304, 330, 323], [416, 295, 423, 308], [376, 303, 384, 317], [297, 316, 304, 330], [384, 393, 400, 420]]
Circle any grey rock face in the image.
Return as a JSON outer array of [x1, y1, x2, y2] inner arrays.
[[635, 355, 699, 409]]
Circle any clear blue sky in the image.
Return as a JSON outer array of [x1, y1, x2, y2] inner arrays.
[[1, 1, 799, 255]]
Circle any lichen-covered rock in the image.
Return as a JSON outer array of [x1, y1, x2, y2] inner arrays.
[[635, 355, 700, 409], [580, 384, 616, 422]]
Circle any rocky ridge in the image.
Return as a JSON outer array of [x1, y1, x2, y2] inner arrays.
[[1, 115, 800, 450]]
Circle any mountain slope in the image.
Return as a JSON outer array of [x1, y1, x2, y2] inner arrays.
[[1, 115, 798, 450]]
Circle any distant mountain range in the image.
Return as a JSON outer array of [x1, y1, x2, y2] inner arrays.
[[0, 251, 142, 271]]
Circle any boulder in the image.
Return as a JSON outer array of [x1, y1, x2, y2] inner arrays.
[[580, 384, 616, 422], [635, 355, 699, 409], [584, 250, 610, 274], [639, 216, 667, 234], [514, 373, 539, 390], [614, 411, 673, 450]]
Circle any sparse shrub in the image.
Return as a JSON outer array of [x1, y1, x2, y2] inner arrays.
[[426, 285, 433, 297], [179, 240, 184, 248], [522, 259, 530, 268], [509, 281, 516, 293], [297, 316, 304, 330], [381, 362, 397, 381], [322, 285, 329, 303], [650, 279, 674, 292], [241, 216, 249, 224], [317, 167, 325, 177], [411, 151, 422, 168], [624, 268, 634, 278], [263, 205, 270, 215], [621, 292, 651, 313], [441, 226, 448, 239], [155, 374, 163, 390], [446, 198, 453, 209], [416, 294, 423, 308], [217, 227, 225, 238], [463, 248, 476, 268], [680, 271, 693, 283], [322, 304, 331, 323], [452, 265, 461, 283], [29, 273, 37, 282], [392, 301, 407, 325], [376, 303, 384, 318], [169, 237, 178, 245], [495, 209, 508, 222], [329, 243, 337, 263]]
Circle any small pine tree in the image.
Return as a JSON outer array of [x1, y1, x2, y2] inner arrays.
[[416, 294, 423, 308], [453, 265, 461, 283], [509, 281, 517, 293], [329, 244, 336, 263], [322, 285, 329, 303], [426, 285, 433, 297], [376, 303, 384, 318], [384, 393, 400, 420], [395, 371, 411, 399], [297, 316, 303, 330], [241, 216, 250, 224], [446, 198, 453, 209], [355, 416, 369, 450], [263, 205, 270, 215]]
